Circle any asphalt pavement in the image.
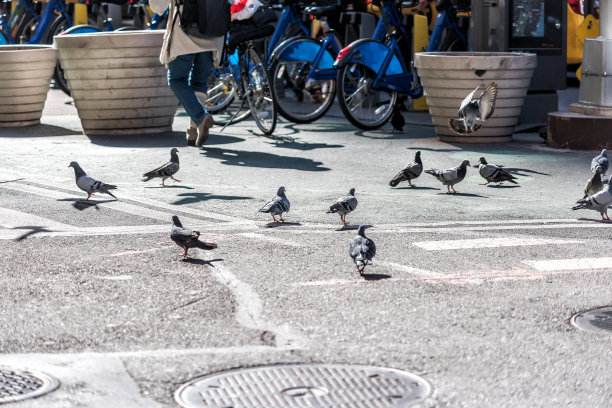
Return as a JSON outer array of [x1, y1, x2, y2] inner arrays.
[[1, 87, 612, 408]]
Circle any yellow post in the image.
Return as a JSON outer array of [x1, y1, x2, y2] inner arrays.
[[413, 13, 429, 111], [11, 0, 17, 13], [73, 1, 88, 25]]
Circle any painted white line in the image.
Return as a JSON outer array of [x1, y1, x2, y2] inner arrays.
[[206, 259, 304, 349], [109, 246, 174, 257], [414, 237, 583, 251], [523, 257, 612, 271], [0, 207, 75, 230], [94, 275, 133, 281], [377, 261, 444, 277], [239, 232, 304, 247]]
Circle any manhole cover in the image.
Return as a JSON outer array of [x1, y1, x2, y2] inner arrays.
[[571, 306, 612, 335], [175, 364, 431, 408], [0, 367, 59, 404]]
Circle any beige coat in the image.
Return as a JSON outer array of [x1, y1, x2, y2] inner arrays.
[[150, 0, 225, 67]]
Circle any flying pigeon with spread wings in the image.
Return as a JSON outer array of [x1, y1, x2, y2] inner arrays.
[[448, 82, 498, 135]]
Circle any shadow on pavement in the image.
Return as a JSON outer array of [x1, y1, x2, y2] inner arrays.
[[57, 197, 116, 210], [361, 273, 391, 281], [182, 258, 224, 266], [264, 221, 302, 228], [335, 224, 372, 232], [266, 138, 344, 151], [87, 132, 245, 148], [0, 178, 25, 184], [0, 124, 81, 137], [200, 147, 330, 171], [145, 185, 195, 190], [12, 226, 52, 241], [390, 186, 440, 190], [172, 192, 252, 205], [485, 184, 521, 189], [436, 192, 487, 198], [353, 125, 434, 140]]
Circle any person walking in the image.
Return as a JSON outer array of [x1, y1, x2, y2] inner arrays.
[[150, 0, 228, 147]]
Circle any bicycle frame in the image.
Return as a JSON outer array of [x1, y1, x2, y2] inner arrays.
[[0, 0, 38, 44], [426, 1, 466, 52], [265, 2, 309, 61]]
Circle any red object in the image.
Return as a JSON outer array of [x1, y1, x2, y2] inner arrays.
[[231, 0, 247, 14], [336, 46, 351, 63], [568, 0, 584, 15]]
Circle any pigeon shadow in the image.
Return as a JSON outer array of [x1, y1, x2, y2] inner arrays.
[[57, 197, 116, 210], [577, 218, 612, 223], [361, 273, 392, 281], [201, 147, 330, 171], [391, 186, 440, 190], [506, 168, 551, 176], [12, 226, 52, 241], [0, 124, 81, 137], [335, 224, 373, 232], [181, 258, 224, 266], [486, 184, 520, 189], [265, 221, 302, 228], [172, 192, 252, 205], [145, 185, 196, 190], [436, 192, 487, 198], [265, 137, 344, 151], [87, 131, 184, 148]]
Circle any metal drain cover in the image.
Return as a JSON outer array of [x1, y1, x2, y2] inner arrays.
[[175, 363, 431, 408], [571, 306, 612, 335], [0, 367, 59, 404]]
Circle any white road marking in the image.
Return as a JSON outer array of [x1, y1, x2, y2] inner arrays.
[[377, 261, 444, 277], [523, 257, 612, 271], [414, 237, 583, 251], [94, 275, 133, 281], [206, 259, 304, 349], [0, 208, 75, 230]]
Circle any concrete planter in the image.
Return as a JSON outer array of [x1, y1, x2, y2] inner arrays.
[[414, 52, 537, 143], [0, 45, 57, 127], [54, 30, 178, 135]]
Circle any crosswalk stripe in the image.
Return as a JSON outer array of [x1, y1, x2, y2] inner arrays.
[[523, 257, 612, 271], [413, 237, 582, 251]]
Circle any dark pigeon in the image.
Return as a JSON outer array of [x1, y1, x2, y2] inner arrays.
[[142, 148, 181, 186], [591, 149, 609, 175], [475, 156, 517, 185], [349, 225, 376, 275], [389, 151, 423, 187], [327, 188, 358, 226], [584, 166, 604, 198], [425, 160, 470, 194], [259, 186, 290, 225], [170, 215, 217, 258]]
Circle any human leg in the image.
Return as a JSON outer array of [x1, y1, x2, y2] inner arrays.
[[190, 51, 214, 146]]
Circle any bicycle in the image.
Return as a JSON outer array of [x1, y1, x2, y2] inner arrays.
[[333, 0, 424, 130], [0, 0, 65, 45], [426, 0, 468, 52]]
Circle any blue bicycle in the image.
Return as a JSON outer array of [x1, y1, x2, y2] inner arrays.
[[333, 0, 424, 130], [427, 0, 468, 52], [0, 0, 68, 45]]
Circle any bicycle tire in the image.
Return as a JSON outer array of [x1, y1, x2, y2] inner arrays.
[[49, 22, 102, 96], [210, 62, 251, 126], [243, 43, 276, 135], [336, 62, 397, 131], [270, 37, 337, 124], [439, 29, 466, 52], [15, 12, 37, 44]]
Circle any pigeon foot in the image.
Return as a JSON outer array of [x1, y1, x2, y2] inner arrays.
[[172, 177, 182, 183]]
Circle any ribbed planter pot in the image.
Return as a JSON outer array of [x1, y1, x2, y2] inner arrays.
[[0, 45, 57, 127], [414, 52, 537, 143], [54, 30, 178, 135]]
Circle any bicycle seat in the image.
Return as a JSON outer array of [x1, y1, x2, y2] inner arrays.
[[400, 1, 420, 7], [302, 5, 338, 19]]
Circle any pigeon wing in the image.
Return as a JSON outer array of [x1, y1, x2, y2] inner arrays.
[[449, 118, 469, 135], [478, 82, 498, 120], [458, 85, 481, 115], [143, 161, 178, 179]]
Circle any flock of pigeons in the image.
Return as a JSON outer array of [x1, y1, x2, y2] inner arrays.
[[65, 81, 610, 275]]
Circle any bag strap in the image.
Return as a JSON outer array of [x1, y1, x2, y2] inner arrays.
[[167, 0, 181, 55]]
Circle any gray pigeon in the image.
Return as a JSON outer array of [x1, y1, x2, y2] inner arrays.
[[68, 161, 117, 200], [349, 225, 376, 275], [425, 160, 471, 194], [142, 148, 180, 186], [389, 151, 423, 187], [259, 186, 290, 225], [327, 188, 358, 226], [170, 215, 217, 258], [591, 149, 609, 175], [584, 166, 604, 198], [572, 181, 612, 220], [448, 82, 498, 135], [475, 156, 517, 185]]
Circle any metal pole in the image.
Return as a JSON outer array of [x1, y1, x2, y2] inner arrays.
[[601, 0, 612, 38]]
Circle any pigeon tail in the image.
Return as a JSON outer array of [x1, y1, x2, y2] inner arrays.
[[196, 240, 218, 250], [389, 177, 402, 187]]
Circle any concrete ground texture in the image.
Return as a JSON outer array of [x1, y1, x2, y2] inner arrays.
[[1, 88, 611, 408]]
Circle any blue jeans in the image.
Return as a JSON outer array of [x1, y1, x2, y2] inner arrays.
[[167, 51, 213, 126]]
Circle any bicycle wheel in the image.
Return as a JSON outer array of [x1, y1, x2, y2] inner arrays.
[[242, 43, 276, 135], [336, 62, 397, 130], [48, 21, 101, 96], [270, 37, 336, 124], [15, 12, 37, 44], [210, 53, 251, 126]]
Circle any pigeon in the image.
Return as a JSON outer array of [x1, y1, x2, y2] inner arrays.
[[474, 156, 517, 185], [572, 181, 612, 220], [425, 160, 470, 194], [349, 225, 376, 275], [170, 215, 217, 258], [259, 186, 290, 225], [591, 149, 609, 175], [327, 188, 358, 226], [584, 166, 604, 198], [448, 82, 498, 135], [68, 161, 117, 200], [142, 148, 181, 186], [389, 151, 423, 187]]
